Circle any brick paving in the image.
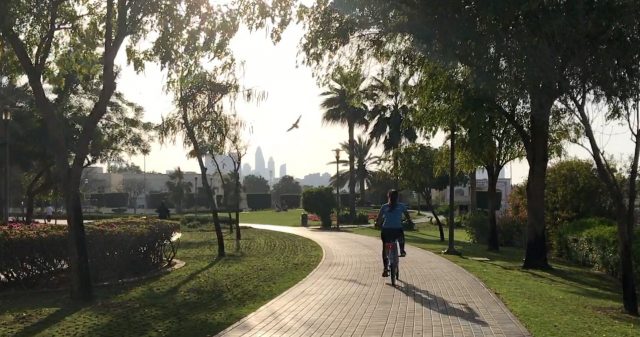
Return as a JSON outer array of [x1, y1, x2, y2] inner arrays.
[[216, 225, 530, 337]]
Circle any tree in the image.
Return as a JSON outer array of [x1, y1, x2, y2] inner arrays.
[[0, 0, 233, 301], [546, 159, 613, 226], [122, 178, 145, 214], [272, 175, 302, 199], [396, 144, 448, 241], [302, 187, 336, 227], [321, 66, 369, 222], [328, 136, 379, 205], [367, 64, 419, 188], [367, 170, 395, 206], [166, 167, 191, 214], [108, 162, 143, 174], [243, 175, 270, 194], [297, 0, 640, 270], [562, 93, 640, 315]]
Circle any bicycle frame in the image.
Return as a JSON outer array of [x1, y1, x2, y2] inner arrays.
[[385, 240, 400, 286]]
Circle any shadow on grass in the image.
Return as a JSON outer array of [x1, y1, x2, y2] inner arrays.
[[14, 304, 85, 337], [165, 257, 222, 296], [398, 281, 488, 327]]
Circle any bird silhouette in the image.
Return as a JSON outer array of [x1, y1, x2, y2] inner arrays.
[[286, 115, 301, 132]]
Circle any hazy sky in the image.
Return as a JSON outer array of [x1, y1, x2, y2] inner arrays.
[[114, 21, 636, 185]]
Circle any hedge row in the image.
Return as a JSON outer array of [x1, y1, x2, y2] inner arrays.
[[556, 217, 640, 282], [0, 219, 180, 289]]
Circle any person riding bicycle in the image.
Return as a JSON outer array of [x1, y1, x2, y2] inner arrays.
[[375, 189, 412, 277]]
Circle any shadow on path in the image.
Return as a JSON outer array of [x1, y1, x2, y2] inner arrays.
[[399, 281, 488, 327]]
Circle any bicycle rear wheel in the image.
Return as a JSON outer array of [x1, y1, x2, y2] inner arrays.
[[390, 262, 398, 286]]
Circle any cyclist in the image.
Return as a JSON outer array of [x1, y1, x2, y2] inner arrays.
[[375, 189, 412, 277]]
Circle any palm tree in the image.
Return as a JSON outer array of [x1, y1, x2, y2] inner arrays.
[[341, 136, 379, 204], [166, 167, 192, 214], [321, 66, 369, 222], [368, 66, 419, 187]]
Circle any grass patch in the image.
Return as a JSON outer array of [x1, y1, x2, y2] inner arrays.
[[0, 227, 322, 337], [239, 209, 321, 226], [352, 224, 639, 337]]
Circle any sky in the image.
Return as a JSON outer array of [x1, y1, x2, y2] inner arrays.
[[114, 21, 637, 185]]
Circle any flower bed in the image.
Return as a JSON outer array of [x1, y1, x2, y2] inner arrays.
[[0, 218, 180, 289]]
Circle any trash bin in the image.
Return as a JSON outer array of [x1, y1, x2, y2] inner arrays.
[[301, 213, 308, 227]]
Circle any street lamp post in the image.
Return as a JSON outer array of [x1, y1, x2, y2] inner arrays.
[[194, 176, 198, 214], [333, 148, 341, 230], [2, 109, 11, 225]]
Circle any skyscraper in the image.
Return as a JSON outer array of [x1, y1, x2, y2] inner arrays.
[[255, 147, 266, 179], [241, 163, 252, 177], [268, 157, 275, 179], [279, 164, 287, 178]]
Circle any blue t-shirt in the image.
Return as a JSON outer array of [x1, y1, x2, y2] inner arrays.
[[378, 203, 408, 229]]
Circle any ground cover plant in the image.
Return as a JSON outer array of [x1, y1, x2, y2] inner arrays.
[[352, 224, 639, 337], [0, 227, 322, 336]]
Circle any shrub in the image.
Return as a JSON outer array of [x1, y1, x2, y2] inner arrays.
[[338, 212, 370, 225], [556, 217, 640, 282], [0, 219, 180, 289], [463, 212, 489, 244], [497, 215, 526, 247], [555, 217, 615, 258], [246, 193, 272, 210], [463, 212, 525, 247], [302, 187, 336, 228]]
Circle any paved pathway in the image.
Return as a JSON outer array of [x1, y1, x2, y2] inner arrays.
[[216, 225, 530, 337]]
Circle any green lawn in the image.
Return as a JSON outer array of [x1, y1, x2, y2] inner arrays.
[[352, 224, 639, 337], [239, 209, 321, 226], [0, 227, 322, 337]]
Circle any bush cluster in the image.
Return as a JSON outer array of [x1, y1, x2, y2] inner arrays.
[[555, 217, 640, 282], [0, 219, 180, 289], [302, 187, 335, 228], [463, 212, 526, 247], [337, 212, 370, 225]]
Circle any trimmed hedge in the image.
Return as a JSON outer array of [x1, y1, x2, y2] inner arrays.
[[556, 217, 640, 282], [280, 194, 301, 209], [0, 219, 180, 289], [246, 194, 271, 210]]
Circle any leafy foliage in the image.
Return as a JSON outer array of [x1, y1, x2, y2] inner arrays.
[[556, 218, 640, 283], [243, 174, 270, 194], [302, 187, 335, 227], [272, 175, 302, 197], [0, 219, 179, 289]]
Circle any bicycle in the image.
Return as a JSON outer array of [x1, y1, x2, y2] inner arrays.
[[384, 238, 400, 286]]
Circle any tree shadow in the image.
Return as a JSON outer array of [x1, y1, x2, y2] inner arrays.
[[164, 257, 222, 296], [398, 281, 488, 327], [13, 303, 85, 337]]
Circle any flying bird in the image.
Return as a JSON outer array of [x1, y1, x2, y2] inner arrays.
[[286, 115, 301, 132]]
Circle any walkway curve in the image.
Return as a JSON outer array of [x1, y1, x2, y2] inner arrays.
[[216, 225, 531, 337]]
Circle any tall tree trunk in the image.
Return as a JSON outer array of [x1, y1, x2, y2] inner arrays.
[[359, 174, 366, 206], [444, 125, 459, 254], [25, 192, 35, 225], [523, 93, 552, 269], [64, 171, 92, 301], [425, 192, 445, 242], [487, 166, 500, 251], [469, 170, 477, 212], [181, 107, 225, 257], [348, 122, 356, 222], [619, 210, 638, 315], [234, 170, 242, 246]]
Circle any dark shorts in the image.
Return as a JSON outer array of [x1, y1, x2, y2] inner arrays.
[[380, 228, 403, 243]]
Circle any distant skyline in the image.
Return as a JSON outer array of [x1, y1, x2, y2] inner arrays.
[[114, 22, 635, 186]]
